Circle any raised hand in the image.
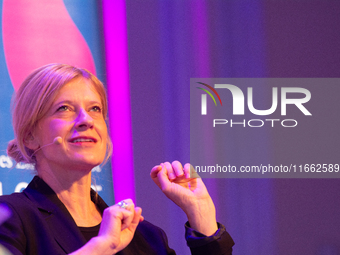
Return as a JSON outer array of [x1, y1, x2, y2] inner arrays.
[[97, 199, 143, 253], [70, 199, 143, 255], [151, 161, 218, 236]]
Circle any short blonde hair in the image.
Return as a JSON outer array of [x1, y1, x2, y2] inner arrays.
[[7, 63, 112, 164]]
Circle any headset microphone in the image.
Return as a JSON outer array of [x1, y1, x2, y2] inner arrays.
[[53, 136, 63, 145], [31, 136, 63, 157]]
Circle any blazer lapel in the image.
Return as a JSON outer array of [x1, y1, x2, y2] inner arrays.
[[23, 176, 87, 253]]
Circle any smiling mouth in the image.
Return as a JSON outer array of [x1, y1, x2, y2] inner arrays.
[[69, 137, 97, 143]]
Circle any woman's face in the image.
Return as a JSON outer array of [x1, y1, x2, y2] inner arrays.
[[33, 77, 108, 171]]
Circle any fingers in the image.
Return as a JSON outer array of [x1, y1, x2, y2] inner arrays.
[[150, 165, 163, 190], [171, 161, 185, 179], [114, 199, 134, 231], [163, 162, 174, 180], [151, 161, 187, 179], [163, 161, 185, 180], [173, 163, 200, 182], [183, 163, 191, 178], [98, 200, 143, 253], [131, 207, 143, 227], [167, 161, 197, 185], [150, 165, 162, 179], [100, 199, 142, 235], [151, 161, 196, 187], [151, 162, 181, 188]]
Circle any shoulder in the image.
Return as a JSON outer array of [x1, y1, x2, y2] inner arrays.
[[0, 176, 54, 216], [0, 177, 88, 255], [0, 189, 46, 233], [0, 193, 32, 255], [0, 192, 29, 203], [0, 192, 33, 215]]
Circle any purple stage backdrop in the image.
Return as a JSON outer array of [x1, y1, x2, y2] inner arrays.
[[0, 1, 340, 255], [126, 1, 340, 255]]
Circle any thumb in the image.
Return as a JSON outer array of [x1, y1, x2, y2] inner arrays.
[[157, 164, 172, 191]]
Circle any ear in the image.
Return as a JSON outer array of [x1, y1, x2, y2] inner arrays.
[[23, 133, 40, 150]]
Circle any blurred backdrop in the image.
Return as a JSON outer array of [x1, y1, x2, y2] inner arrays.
[[0, 1, 340, 254]]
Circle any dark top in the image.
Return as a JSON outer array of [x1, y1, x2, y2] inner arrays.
[[78, 224, 101, 243], [0, 176, 234, 254]]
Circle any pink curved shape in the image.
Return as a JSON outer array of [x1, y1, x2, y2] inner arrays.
[[2, 0, 96, 91]]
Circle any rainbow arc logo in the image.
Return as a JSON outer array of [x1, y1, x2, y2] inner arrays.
[[196, 82, 222, 115]]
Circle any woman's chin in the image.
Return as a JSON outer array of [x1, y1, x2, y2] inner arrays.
[[65, 156, 103, 171]]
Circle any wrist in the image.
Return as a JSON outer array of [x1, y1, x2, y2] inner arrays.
[[69, 236, 117, 255], [91, 236, 118, 254], [187, 217, 218, 236], [185, 198, 218, 236]]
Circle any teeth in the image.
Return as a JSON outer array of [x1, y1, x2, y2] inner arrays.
[[72, 138, 94, 143]]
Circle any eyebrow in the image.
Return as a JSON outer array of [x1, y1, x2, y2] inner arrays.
[[53, 100, 102, 106]]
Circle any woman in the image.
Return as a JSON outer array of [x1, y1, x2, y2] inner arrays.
[[0, 64, 234, 254]]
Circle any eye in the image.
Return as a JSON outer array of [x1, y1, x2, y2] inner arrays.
[[56, 105, 70, 112], [90, 105, 102, 113]]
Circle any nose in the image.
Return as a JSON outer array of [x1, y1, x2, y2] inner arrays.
[[75, 108, 94, 130]]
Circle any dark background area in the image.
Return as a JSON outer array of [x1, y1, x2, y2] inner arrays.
[[126, 1, 340, 254]]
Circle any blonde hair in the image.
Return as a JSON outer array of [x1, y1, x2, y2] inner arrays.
[[7, 63, 112, 164]]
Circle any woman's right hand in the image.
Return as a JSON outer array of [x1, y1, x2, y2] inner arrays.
[[97, 199, 143, 253], [70, 199, 143, 255]]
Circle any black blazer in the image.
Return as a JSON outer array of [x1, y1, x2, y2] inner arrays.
[[0, 176, 234, 255]]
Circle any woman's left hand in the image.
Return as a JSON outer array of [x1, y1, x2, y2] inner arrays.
[[150, 161, 218, 236]]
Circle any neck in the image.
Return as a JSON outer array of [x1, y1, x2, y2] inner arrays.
[[37, 163, 102, 227]]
